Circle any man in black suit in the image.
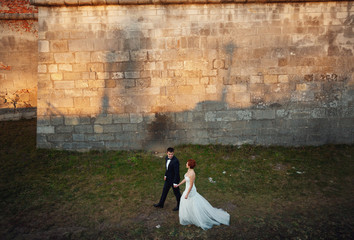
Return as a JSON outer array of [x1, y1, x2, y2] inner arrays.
[[154, 147, 181, 211]]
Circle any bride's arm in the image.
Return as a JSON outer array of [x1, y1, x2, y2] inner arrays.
[[185, 174, 195, 199], [175, 178, 186, 188]]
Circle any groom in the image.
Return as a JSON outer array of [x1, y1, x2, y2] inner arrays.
[[154, 147, 181, 211]]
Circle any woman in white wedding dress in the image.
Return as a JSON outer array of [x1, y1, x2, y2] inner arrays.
[[174, 159, 230, 230]]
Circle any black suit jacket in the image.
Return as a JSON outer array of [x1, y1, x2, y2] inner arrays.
[[164, 155, 180, 185]]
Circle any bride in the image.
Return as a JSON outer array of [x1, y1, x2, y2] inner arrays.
[[174, 159, 230, 230]]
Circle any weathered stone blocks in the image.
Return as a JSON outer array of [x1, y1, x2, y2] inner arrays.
[[32, 1, 354, 151], [38, 40, 49, 52], [37, 126, 55, 134]]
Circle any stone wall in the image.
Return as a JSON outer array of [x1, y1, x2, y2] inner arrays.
[[34, 1, 354, 151], [0, 0, 38, 121]]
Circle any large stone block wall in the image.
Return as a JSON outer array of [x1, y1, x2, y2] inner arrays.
[[0, 0, 38, 121], [35, 1, 354, 151]]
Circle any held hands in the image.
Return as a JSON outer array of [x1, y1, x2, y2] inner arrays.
[[164, 176, 166, 181]]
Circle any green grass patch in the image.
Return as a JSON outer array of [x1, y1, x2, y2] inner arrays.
[[0, 119, 353, 239]]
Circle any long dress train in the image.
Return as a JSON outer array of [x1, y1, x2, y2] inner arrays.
[[179, 175, 230, 230]]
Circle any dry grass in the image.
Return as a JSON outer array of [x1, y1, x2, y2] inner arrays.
[[1, 119, 353, 239]]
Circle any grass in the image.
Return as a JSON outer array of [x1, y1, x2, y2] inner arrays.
[[0, 119, 353, 239]]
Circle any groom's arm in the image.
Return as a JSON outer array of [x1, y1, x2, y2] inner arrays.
[[164, 157, 168, 180], [173, 160, 180, 186]]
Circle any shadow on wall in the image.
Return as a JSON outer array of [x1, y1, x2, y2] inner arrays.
[[39, 69, 353, 152], [0, 107, 37, 121], [143, 87, 353, 152]]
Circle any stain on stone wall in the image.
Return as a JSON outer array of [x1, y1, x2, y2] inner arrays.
[[0, 0, 37, 13], [0, 62, 12, 71], [147, 113, 174, 149]]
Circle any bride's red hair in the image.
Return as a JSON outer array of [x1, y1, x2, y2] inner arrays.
[[187, 159, 196, 169]]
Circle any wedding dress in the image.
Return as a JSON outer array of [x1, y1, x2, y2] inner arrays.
[[179, 175, 230, 230]]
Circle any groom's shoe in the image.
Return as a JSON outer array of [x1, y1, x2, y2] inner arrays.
[[172, 206, 179, 211], [153, 203, 163, 208]]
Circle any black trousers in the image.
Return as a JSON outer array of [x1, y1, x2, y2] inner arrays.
[[159, 181, 181, 207]]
